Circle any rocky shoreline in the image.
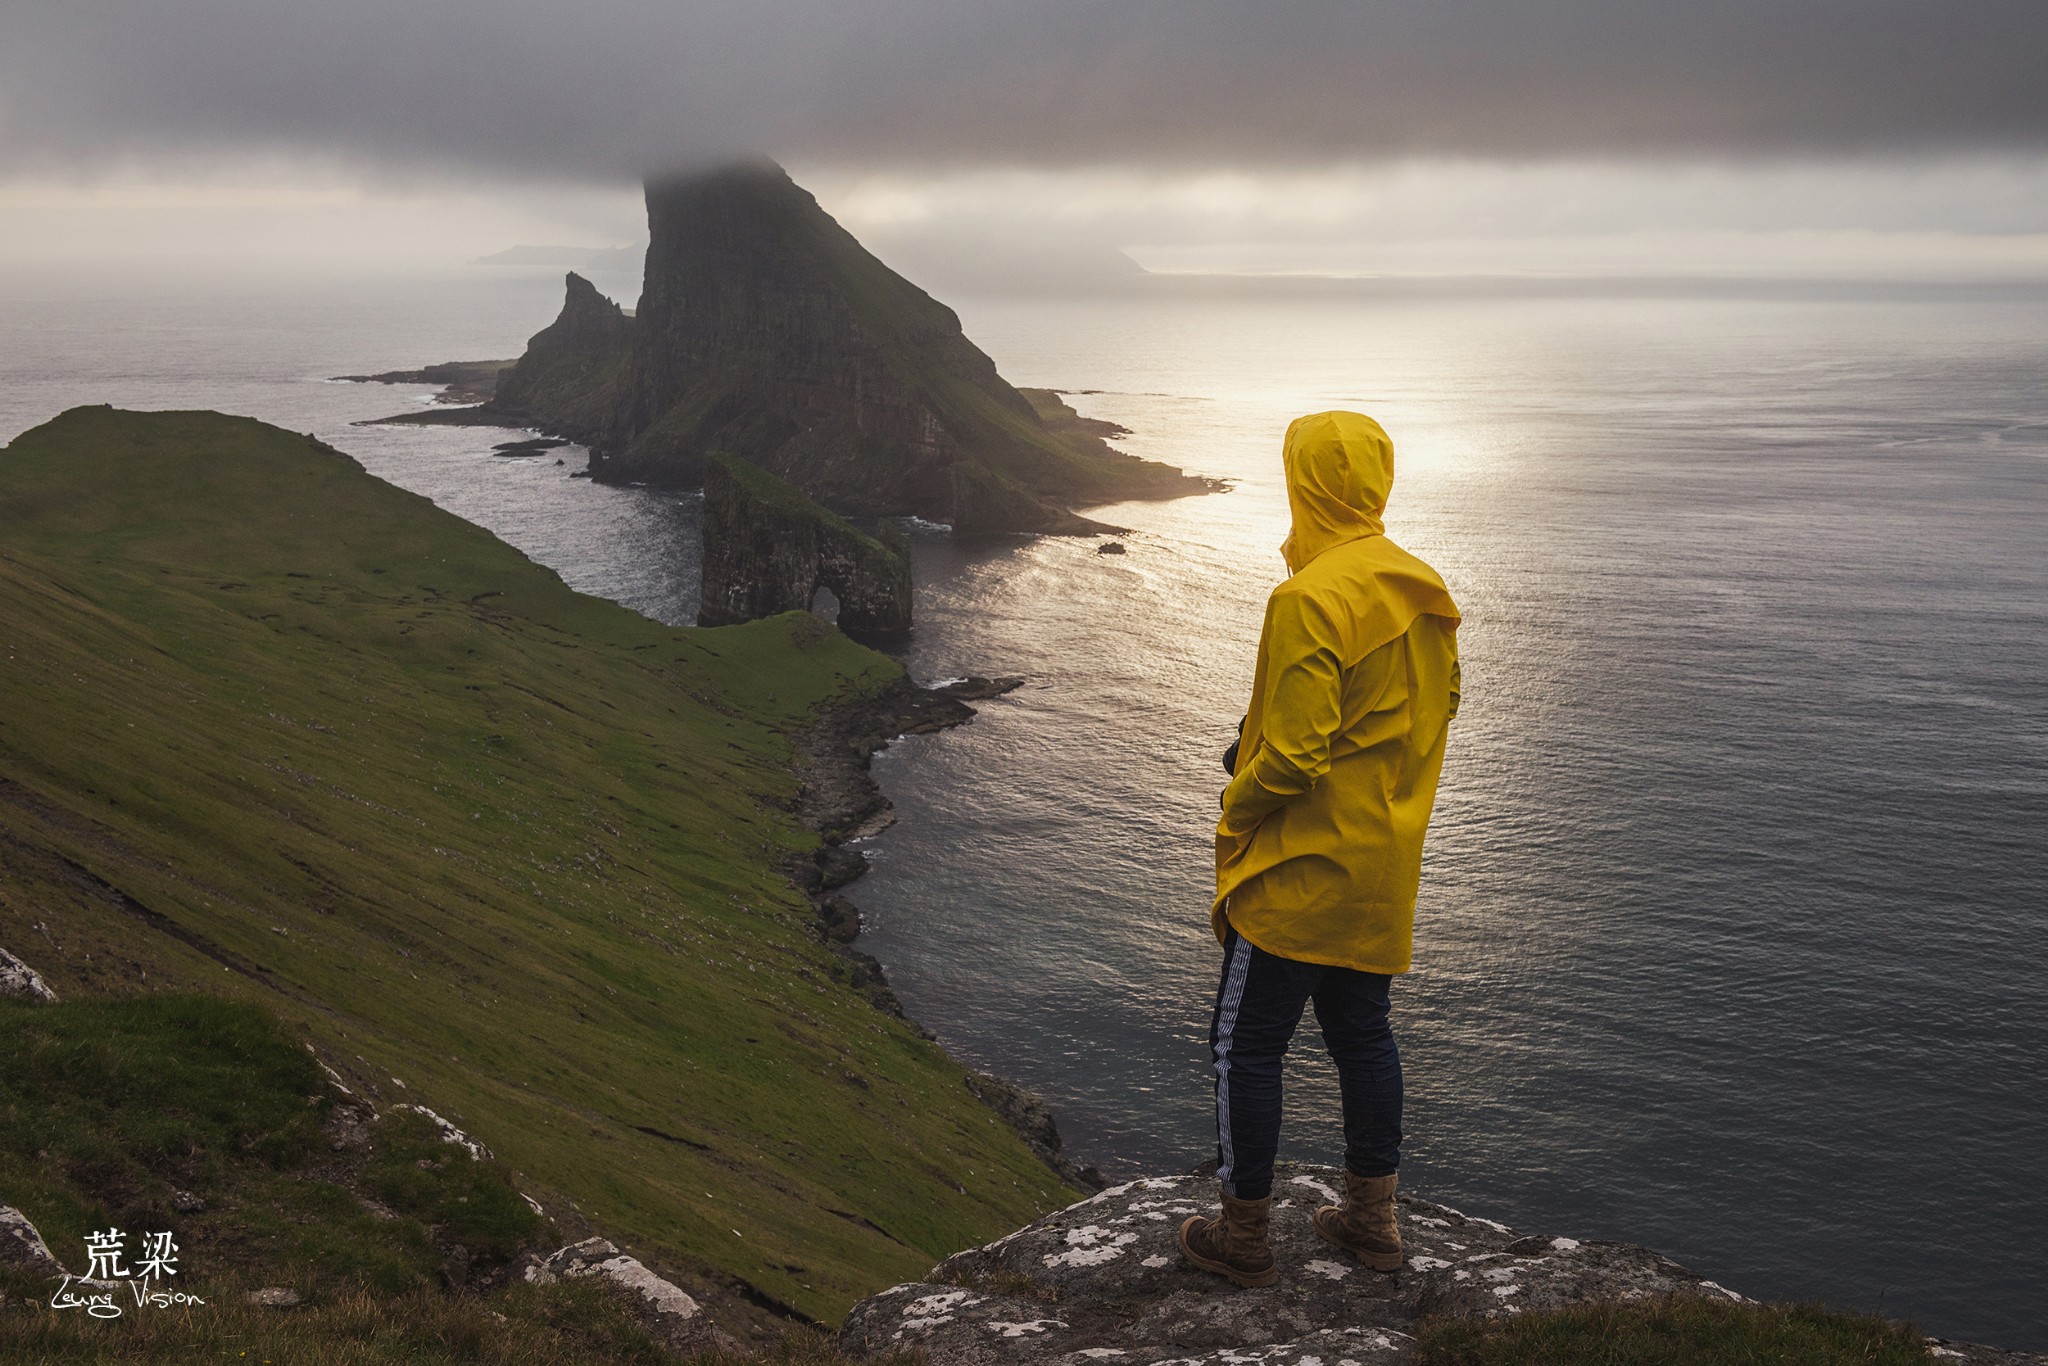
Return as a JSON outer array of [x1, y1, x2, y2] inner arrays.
[[783, 670, 1105, 1195], [330, 359, 514, 406]]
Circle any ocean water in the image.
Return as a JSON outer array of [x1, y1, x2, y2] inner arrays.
[[0, 260, 700, 619], [2, 262, 2044, 1348]]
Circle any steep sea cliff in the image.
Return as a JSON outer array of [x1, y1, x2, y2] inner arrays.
[[373, 161, 1211, 534]]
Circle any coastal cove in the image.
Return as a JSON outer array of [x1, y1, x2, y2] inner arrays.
[[2, 261, 2045, 1350]]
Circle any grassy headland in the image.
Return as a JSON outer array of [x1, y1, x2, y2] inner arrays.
[[0, 407, 1072, 1330]]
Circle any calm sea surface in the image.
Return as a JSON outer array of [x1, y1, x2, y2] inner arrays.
[[3, 262, 2044, 1348]]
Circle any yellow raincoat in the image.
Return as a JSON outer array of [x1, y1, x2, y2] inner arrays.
[[1214, 411, 1461, 974]]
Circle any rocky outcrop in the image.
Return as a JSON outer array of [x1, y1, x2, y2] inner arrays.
[[523, 1236, 739, 1352], [949, 458, 1107, 536], [698, 453, 912, 637], [843, 1165, 1747, 1363], [964, 1072, 1105, 1194], [0, 946, 56, 1002], [786, 673, 1023, 848], [780, 670, 1111, 1195], [844, 1167, 2048, 1364], [490, 272, 633, 443], [331, 359, 514, 406], [386, 1104, 492, 1161], [1, 1204, 64, 1275], [244, 1286, 302, 1307]]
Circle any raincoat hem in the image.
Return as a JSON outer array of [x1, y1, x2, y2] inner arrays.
[[1207, 410, 1456, 980], [1219, 913, 1415, 977]]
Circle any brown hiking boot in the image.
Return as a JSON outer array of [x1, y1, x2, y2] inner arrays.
[[1311, 1171, 1403, 1272], [1178, 1188, 1278, 1287]]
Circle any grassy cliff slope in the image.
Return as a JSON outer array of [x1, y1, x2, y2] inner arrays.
[[0, 407, 1071, 1324]]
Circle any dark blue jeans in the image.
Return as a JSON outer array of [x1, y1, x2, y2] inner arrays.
[[1208, 926, 1402, 1200]]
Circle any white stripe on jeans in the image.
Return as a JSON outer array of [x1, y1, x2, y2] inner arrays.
[[1212, 933, 1255, 1193]]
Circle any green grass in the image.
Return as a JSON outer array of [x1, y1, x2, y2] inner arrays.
[[363, 1110, 541, 1265], [0, 1281, 925, 1366], [794, 185, 1193, 506], [1417, 1296, 1936, 1365], [0, 407, 1073, 1325], [0, 993, 539, 1307], [0, 1280, 676, 1365], [0, 997, 921, 1363], [0, 992, 929, 1362], [710, 453, 901, 559]]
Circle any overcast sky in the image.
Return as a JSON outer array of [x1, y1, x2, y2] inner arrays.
[[5, 0, 2046, 276]]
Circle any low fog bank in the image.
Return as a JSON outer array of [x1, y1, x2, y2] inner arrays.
[[5, 156, 2045, 292]]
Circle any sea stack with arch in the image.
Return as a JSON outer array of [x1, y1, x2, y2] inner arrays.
[[698, 453, 913, 637]]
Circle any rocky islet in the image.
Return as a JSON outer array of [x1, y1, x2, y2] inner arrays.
[[367, 160, 1211, 534]]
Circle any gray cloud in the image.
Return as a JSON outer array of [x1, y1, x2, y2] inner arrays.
[[4, 0, 2045, 179]]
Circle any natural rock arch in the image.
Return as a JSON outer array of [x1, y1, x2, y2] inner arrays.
[[697, 454, 912, 638]]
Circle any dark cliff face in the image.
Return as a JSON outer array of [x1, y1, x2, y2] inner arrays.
[[619, 164, 991, 519], [491, 272, 633, 444], [698, 453, 912, 638], [488, 162, 1204, 534]]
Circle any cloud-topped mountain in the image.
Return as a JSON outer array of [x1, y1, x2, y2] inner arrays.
[[489, 160, 1207, 534]]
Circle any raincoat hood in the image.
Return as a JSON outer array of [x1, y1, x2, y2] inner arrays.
[[1280, 411, 1394, 575]]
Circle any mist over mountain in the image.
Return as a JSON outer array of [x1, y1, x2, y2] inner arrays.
[[473, 244, 636, 268], [474, 161, 1204, 530], [471, 234, 1148, 298]]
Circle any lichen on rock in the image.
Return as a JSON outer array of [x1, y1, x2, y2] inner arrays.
[[0, 1204, 64, 1275], [0, 947, 56, 1002], [525, 1235, 739, 1353], [840, 1164, 1759, 1364]]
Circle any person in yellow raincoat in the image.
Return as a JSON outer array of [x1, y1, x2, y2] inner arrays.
[[1179, 411, 1461, 1288]]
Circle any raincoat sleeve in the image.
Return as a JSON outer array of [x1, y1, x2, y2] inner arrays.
[[1449, 651, 1462, 721], [1219, 588, 1344, 836]]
